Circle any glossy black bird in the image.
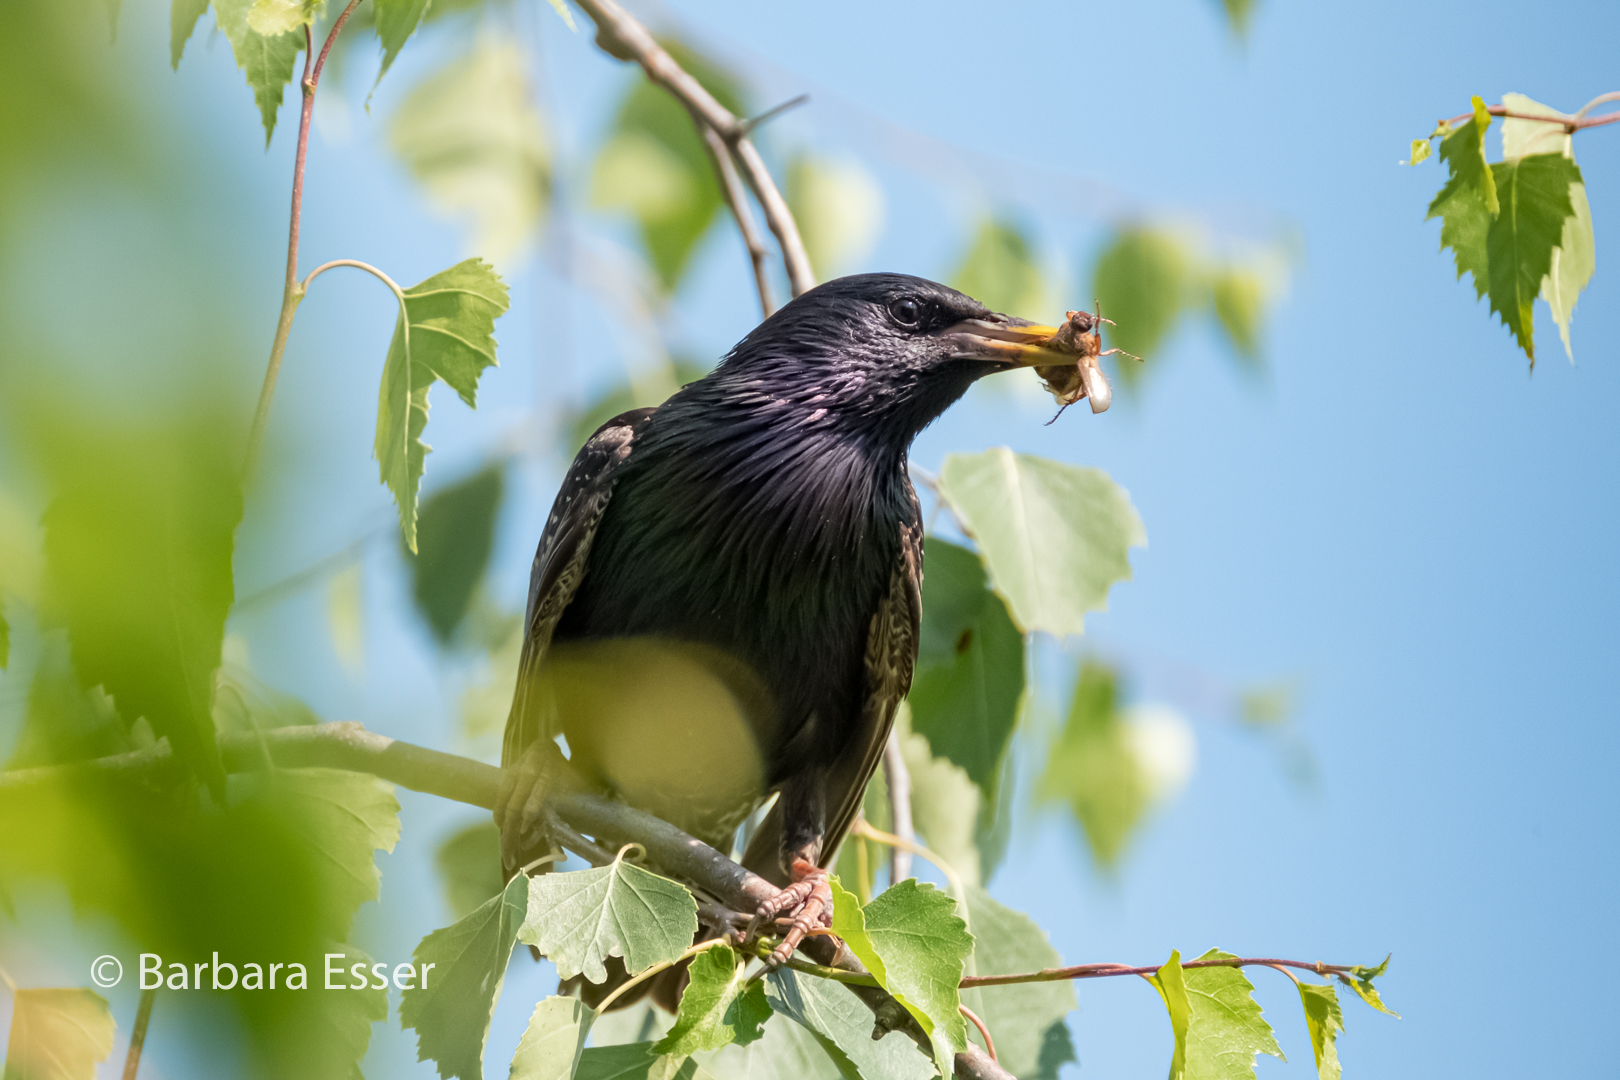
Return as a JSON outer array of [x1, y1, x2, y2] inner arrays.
[[495, 273, 1091, 964]]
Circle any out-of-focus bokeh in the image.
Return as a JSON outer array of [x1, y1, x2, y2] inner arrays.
[[0, 0, 1616, 1076]]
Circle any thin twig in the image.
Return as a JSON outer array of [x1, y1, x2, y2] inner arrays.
[[244, 0, 368, 481], [959, 1004, 997, 1063], [120, 988, 156, 1080], [1436, 97, 1620, 134], [699, 121, 774, 318], [882, 730, 914, 884], [739, 93, 810, 135], [595, 937, 732, 1013], [569, 0, 816, 296], [959, 956, 1356, 988]]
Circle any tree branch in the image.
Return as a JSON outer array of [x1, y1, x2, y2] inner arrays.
[[881, 730, 914, 884], [699, 121, 775, 318], [569, 0, 817, 297], [1437, 97, 1620, 134]]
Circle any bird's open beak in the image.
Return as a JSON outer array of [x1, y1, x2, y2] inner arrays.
[[942, 316, 1113, 414]]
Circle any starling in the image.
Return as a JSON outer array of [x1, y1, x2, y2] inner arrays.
[[497, 273, 1084, 966]]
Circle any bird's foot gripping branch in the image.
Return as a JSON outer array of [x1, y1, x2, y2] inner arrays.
[[2, 724, 1397, 1080]]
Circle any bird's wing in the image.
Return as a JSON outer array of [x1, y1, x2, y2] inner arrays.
[[819, 515, 925, 867], [501, 408, 656, 769]]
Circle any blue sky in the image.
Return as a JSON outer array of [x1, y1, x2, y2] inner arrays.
[[4, 0, 1618, 1076]]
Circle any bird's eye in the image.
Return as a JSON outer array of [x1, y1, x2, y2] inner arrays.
[[888, 297, 923, 328]]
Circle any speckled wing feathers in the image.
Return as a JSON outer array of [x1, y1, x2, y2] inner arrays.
[[501, 409, 655, 768]]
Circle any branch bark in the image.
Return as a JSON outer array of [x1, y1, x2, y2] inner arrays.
[[882, 729, 914, 883], [569, 0, 817, 298]]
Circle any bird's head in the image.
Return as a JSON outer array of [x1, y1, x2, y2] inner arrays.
[[716, 273, 1099, 444]]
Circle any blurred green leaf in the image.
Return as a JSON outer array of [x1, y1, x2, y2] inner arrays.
[[786, 156, 885, 281], [1090, 227, 1191, 385], [232, 768, 400, 940], [40, 417, 241, 793], [1147, 950, 1191, 1080], [949, 219, 1045, 317], [374, 258, 510, 553], [906, 538, 1024, 797], [509, 996, 594, 1080], [170, 0, 210, 68], [2, 988, 115, 1080], [1219, 0, 1256, 34], [1182, 949, 1284, 1080], [310, 940, 392, 1076], [653, 945, 771, 1056], [895, 708, 984, 887], [592, 42, 746, 291], [1297, 983, 1343, 1080], [937, 448, 1145, 638], [213, 0, 305, 144], [374, 0, 432, 84], [958, 888, 1076, 1079], [409, 465, 505, 644], [861, 880, 973, 1074], [1038, 662, 1148, 866], [576, 1043, 707, 1080], [519, 860, 698, 985], [327, 561, 364, 675], [1486, 153, 1580, 364], [401, 873, 530, 1080], [3, 628, 126, 771], [390, 42, 550, 266], [1211, 266, 1266, 363], [435, 819, 505, 920], [212, 660, 322, 735], [458, 604, 523, 738], [248, 0, 323, 36], [1426, 111, 1494, 302], [760, 967, 930, 1080], [1541, 175, 1593, 361]]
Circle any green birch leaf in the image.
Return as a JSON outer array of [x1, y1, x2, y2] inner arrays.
[[1211, 267, 1266, 363], [949, 219, 1046, 318], [2, 988, 115, 1080], [519, 860, 698, 985], [896, 707, 986, 887], [576, 1043, 708, 1080], [1425, 113, 1495, 300], [1038, 661, 1150, 866], [653, 945, 771, 1056], [1485, 153, 1580, 364], [389, 43, 551, 266], [213, 0, 305, 145], [785, 155, 885, 281], [1218, 0, 1255, 35], [761, 967, 931, 1080], [937, 449, 1145, 638], [1502, 95, 1596, 361], [1344, 955, 1400, 1017], [1146, 950, 1191, 1080], [861, 879, 973, 1074], [1089, 227, 1190, 387], [400, 873, 529, 1080], [373, 0, 432, 84], [170, 0, 211, 68], [1182, 950, 1284, 1080], [310, 940, 391, 1076], [958, 888, 1076, 1080], [248, 0, 322, 36], [409, 465, 504, 644], [825, 876, 886, 985], [40, 417, 241, 795], [906, 538, 1025, 796], [509, 996, 594, 1080], [373, 259, 510, 553], [230, 768, 401, 940], [1405, 139, 1431, 166], [1297, 983, 1343, 1080]]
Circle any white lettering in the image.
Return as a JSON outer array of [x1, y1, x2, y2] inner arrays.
[[420, 962, 436, 989], [325, 954, 346, 990], [167, 963, 188, 990], [350, 962, 368, 990], [371, 963, 388, 990], [392, 964, 415, 990], [269, 962, 284, 989], [140, 954, 162, 990], [286, 963, 307, 990], [212, 952, 238, 990], [242, 964, 264, 990]]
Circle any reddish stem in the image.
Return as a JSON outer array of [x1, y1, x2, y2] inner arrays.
[[1437, 101, 1620, 134], [960, 956, 1353, 988]]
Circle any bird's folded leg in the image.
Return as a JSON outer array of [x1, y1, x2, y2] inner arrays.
[[496, 739, 572, 876], [751, 857, 834, 967]]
